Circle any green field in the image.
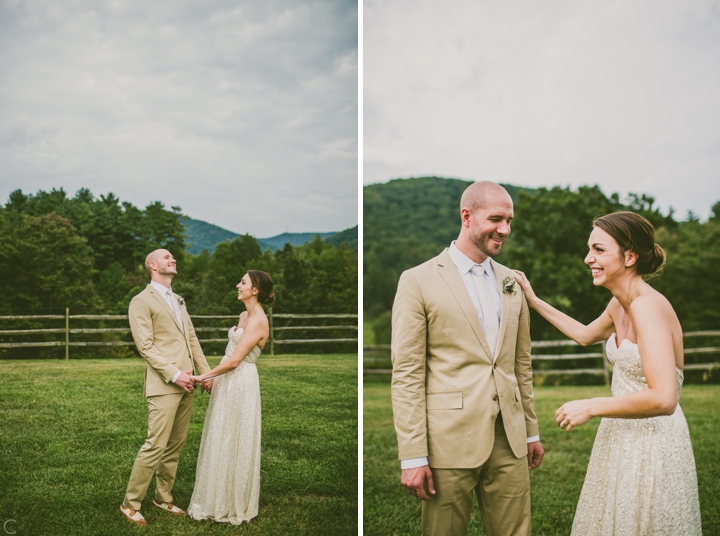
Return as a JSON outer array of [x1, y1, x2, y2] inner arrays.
[[364, 383, 720, 535], [0, 355, 357, 535]]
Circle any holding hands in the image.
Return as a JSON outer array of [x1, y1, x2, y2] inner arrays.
[[189, 374, 214, 394], [175, 371, 214, 393], [175, 370, 196, 392]]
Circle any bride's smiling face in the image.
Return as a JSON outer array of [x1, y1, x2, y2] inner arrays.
[[585, 227, 631, 286], [236, 273, 258, 301]]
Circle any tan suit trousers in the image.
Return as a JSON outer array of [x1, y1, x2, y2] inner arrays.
[[123, 390, 195, 510], [422, 414, 531, 536]]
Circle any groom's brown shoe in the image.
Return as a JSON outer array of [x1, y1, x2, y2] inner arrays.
[[120, 504, 149, 526], [152, 499, 188, 516]]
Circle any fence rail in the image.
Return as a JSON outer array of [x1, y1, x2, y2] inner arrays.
[[363, 330, 720, 384], [0, 310, 358, 357]]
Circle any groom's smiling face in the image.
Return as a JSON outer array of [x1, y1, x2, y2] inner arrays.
[[151, 250, 177, 276], [467, 193, 514, 259]]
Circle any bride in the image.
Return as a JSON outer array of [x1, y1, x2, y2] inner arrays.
[[513, 211, 701, 535], [186, 270, 275, 525]]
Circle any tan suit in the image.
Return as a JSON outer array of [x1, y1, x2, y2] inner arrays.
[[391, 249, 538, 535], [123, 284, 211, 510]]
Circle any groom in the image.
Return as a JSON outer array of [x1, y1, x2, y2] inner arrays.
[[120, 249, 212, 526], [391, 181, 544, 535]]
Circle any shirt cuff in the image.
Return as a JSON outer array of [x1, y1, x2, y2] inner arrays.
[[171, 370, 182, 384], [400, 457, 428, 470], [527, 435, 540, 443]]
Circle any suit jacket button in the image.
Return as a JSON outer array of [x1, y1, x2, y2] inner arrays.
[[492, 395, 498, 401]]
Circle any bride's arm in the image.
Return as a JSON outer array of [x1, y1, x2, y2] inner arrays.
[[513, 270, 614, 346], [557, 296, 679, 431], [194, 317, 268, 381]]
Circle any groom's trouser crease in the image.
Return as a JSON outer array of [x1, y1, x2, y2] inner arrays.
[[124, 390, 194, 510], [422, 414, 531, 536]]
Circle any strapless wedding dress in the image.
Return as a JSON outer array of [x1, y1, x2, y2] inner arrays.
[[571, 333, 702, 535], [187, 326, 262, 525]]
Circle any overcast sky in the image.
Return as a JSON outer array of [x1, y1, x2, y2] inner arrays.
[[365, 0, 720, 220], [0, 0, 357, 237]]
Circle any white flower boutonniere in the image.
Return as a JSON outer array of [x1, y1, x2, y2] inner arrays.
[[177, 296, 185, 306], [502, 276, 517, 295]]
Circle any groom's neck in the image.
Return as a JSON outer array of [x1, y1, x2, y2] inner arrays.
[[455, 236, 489, 265], [150, 274, 174, 289]]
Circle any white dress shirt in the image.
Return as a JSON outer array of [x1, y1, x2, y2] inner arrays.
[[400, 243, 538, 470], [149, 280, 184, 384]]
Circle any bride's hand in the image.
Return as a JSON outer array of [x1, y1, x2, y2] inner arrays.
[[201, 379, 214, 394], [189, 375, 204, 385], [556, 399, 594, 432], [512, 270, 538, 303]]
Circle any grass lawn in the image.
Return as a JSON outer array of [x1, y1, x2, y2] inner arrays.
[[0, 355, 357, 535], [364, 382, 720, 535]]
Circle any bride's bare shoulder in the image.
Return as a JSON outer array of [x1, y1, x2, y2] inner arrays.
[[237, 310, 249, 328], [630, 289, 678, 323]]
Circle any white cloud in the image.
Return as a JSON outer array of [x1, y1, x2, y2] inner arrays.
[[364, 0, 720, 219], [0, 0, 358, 236]]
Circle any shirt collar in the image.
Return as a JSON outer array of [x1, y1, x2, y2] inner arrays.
[[448, 241, 493, 275], [150, 280, 172, 295]]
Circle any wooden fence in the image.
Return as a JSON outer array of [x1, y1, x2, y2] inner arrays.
[[0, 310, 358, 357], [363, 330, 720, 384]]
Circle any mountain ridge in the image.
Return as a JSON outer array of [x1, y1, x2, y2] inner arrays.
[[183, 217, 357, 254]]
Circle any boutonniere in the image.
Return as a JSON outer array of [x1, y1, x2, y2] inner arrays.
[[502, 276, 517, 295], [177, 296, 185, 306]]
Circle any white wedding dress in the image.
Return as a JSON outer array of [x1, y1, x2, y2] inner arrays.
[[187, 326, 262, 524], [571, 333, 702, 535]]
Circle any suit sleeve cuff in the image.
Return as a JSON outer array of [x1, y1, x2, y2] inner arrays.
[[401, 457, 428, 470], [527, 435, 540, 443], [171, 370, 182, 384]]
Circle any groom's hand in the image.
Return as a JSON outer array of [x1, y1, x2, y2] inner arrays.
[[175, 370, 195, 392], [401, 465, 436, 500], [527, 440, 544, 470]]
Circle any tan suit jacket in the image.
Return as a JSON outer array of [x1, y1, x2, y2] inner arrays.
[[391, 249, 538, 469], [128, 284, 211, 397]]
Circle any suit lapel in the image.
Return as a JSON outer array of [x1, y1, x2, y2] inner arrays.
[[491, 259, 511, 356], [177, 299, 191, 343], [147, 285, 184, 333], [437, 250, 494, 361]]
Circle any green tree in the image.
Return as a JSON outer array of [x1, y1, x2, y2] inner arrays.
[[653, 220, 720, 331], [1, 188, 190, 311], [0, 212, 96, 311]]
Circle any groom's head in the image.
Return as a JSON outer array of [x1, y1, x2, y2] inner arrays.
[[145, 249, 178, 282], [457, 181, 514, 263]]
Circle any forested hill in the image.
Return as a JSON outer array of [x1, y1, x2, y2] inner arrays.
[[363, 177, 535, 319], [364, 176, 720, 348], [364, 176, 531, 267], [0, 188, 358, 340], [184, 218, 357, 254]]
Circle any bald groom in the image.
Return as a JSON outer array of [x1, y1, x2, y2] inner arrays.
[[391, 181, 544, 535], [120, 249, 211, 527]]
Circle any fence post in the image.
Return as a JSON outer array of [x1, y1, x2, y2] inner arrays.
[[601, 340, 609, 386], [269, 307, 274, 356], [65, 308, 69, 360]]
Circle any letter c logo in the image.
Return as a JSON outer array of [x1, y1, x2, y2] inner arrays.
[[3, 519, 16, 534]]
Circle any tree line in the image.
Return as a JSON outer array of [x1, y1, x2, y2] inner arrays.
[[0, 188, 357, 357], [364, 177, 720, 381]]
